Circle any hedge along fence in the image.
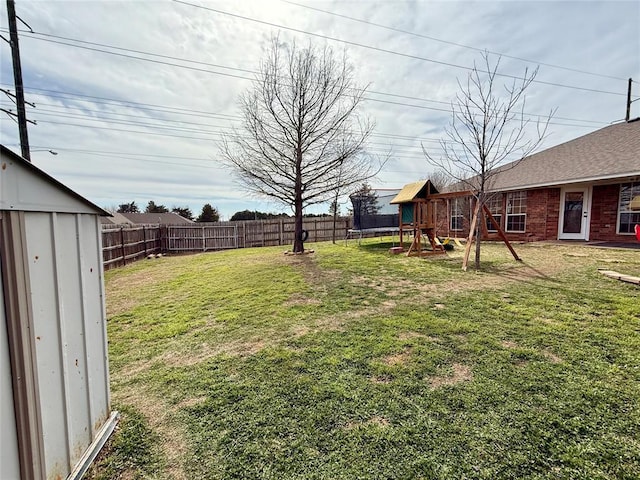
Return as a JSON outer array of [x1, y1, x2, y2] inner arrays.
[[101, 217, 352, 270]]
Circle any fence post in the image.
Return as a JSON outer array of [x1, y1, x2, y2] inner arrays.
[[120, 226, 126, 265], [243, 222, 247, 248], [279, 219, 283, 245], [143, 226, 147, 256], [202, 225, 206, 252]]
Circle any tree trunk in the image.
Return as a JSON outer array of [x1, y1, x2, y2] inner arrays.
[[293, 147, 304, 253], [293, 199, 304, 252], [474, 193, 483, 270], [474, 218, 482, 269], [331, 193, 339, 244]]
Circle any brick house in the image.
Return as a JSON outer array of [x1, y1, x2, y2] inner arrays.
[[436, 118, 640, 243]]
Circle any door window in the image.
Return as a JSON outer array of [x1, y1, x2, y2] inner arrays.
[[562, 192, 584, 234]]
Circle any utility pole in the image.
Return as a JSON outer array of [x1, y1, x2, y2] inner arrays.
[[626, 78, 632, 122], [6, 0, 30, 161]]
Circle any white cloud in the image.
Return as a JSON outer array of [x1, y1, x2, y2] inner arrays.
[[1, 0, 638, 220]]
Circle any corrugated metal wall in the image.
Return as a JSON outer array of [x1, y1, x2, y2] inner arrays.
[[1, 264, 21, 480], [24, 211, 110, 478]]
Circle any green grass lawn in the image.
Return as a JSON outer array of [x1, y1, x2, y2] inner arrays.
[[87, 240, 640, 480]]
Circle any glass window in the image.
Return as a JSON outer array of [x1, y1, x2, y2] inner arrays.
[[450, 198, 464, 231], [618, 182, 640, 234], [506, 191, 526, 233], [485, 194, 503, 232]]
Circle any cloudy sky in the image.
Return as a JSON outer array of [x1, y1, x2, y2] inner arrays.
[[1, 0, 638, 219]]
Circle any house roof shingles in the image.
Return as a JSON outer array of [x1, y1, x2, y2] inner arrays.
[[485, 120, 640, 192], [100, 212, 135, 225], [118, 212, 194, 225]]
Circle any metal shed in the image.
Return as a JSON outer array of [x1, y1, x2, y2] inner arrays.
[[1, 145, 117, 480]]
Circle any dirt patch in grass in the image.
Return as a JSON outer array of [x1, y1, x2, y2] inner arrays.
[[116, 386, 189, 480], [106, 264, 181, 317], [537, 316, 561, 326], [118, 357, 159, 382], [429, 363, 473, 388], [176, 396, 208, 409], [159, 338, 266, 367], [401, 257, 571, 304], [284, 294, 322, 307], [285, 254, 340, 285], [501, 340, 562, 364], [382, 300, 397, 309], [370, 375, 392, 384], [290, 324, 312, 338], [543, 350, 563, 363], [383, 348, 412, 366], [345, 416, 390, 430], [398, 331, 428, 341], [286, 315, 351, 338]]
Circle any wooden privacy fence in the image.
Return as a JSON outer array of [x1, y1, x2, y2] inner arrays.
[[101, 217, 352, 269], [102, 225, 161, 269], [167, 224, 238, 251]]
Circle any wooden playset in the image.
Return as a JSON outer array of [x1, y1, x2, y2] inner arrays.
[[390, 180, 444, 257], [390, 180, 521, 270]]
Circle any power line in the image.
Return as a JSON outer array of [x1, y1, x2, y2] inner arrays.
[[7, 93, 601, 139], [14, 144, 434, 176], [0, 83, 245, 120], [24, 146, 223, 169], [36, 119, 226, 141], [172, 0, 633, 97], [3, 30, 613, 125], [21, 29, 258, 75], [12, 101, 601, 152], [359, 97, 600, 128], [2, 31, 257, 82], [26, 145, 216, 162], [6, 100, 240, 127], [8, 17, 624, 104], [5, 80, 606, 132], [0, 89, 485, 145], [26, 108, 237, 135], [283, 0, 635, 84], [26, 116, 431, 152], [7, 98, 424, 145]]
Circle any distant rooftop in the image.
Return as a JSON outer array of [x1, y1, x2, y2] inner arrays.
[[102, 212, 194, 225]]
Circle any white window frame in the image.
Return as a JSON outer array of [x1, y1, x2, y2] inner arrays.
[[450, 198, 463, 231], [506, 191, 527, 233], [617, 182, 640, 235], [485, 194, 503, 232]]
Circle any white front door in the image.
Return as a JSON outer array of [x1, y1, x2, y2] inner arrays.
[[558, 186, 591, 240]]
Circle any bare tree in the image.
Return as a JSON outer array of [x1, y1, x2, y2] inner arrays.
[[222, 38, 375, 253], [426, 169, 452, 192], [423, 52, 553, 269]]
